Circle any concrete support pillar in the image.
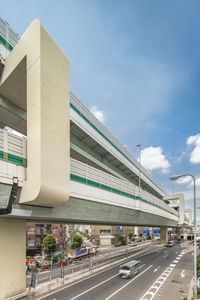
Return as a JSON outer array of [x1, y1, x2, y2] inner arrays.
[[176, 227, 182, 240], [0, 219, 26, 300], [160, 227, 168, 244]]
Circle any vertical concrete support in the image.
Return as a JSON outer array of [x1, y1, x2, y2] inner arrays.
[[163, 193, 185, 225], [160, 227, 168, 244], [176, 227, 182, 240], [0, 19, 70, 207], [0, 219, 26, 300]]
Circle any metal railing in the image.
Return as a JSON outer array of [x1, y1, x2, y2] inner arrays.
[[71, 158, 178, 217], [70, 91, 166, 196], [7, 242, 155, 300]]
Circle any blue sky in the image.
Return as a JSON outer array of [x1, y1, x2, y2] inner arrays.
[[1, 0, 200, 216]]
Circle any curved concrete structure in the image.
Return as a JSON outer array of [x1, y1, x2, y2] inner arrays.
[[0, 20, 70, 207]]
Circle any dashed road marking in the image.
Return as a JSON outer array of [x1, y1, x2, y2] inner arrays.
[[139, 253, 184, 300], [139, 266, 174, 300], [153, 266, 160, 273], [170, 264, 176, 268], [104, 265, 153, 300]]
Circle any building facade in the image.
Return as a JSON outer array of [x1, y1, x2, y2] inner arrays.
[[91, 225, 136, 247], [26, 223, 66, 256]]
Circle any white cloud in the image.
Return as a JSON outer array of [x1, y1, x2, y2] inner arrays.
[[187, 134, 200, 164], [141, 146, 170, 174], [176, 176, 193, 185], [189, 177, 200, 187], [90, 105, 105, 123]]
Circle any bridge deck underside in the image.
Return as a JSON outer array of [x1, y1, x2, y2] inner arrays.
[[5, 197, 178, 227]]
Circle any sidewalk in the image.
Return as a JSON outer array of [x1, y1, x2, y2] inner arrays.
[[187, 277, 193, 300]]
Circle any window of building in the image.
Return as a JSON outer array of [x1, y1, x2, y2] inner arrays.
[[28, 238, 35, 247], [36, 226, 41, 235], [52, 226, 58, 234], [36, 237, 41, 246], [100, 229, 111, 234], [27, 226, 35, 235]]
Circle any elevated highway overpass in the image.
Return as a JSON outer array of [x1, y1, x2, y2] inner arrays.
[[0, 18, 189, 299]]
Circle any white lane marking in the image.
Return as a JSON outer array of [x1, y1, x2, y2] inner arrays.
[[33, 247, 157, 300], [104, 265, 153, 300], [170, 264, 176, 268], [176, 257, 181, 260], [140, 265, 175, 300], [181, 270, 185, 278], [39, 259, 127, 300], [153, 266, 160, 273], [173, 260, 179, 263], [69, 273, 119, 300]]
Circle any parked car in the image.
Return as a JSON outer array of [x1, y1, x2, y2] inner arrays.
[[166, 240, 175, 247], [129, 241, 137, 247]]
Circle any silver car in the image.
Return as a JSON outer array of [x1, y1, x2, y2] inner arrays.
[[119, 260, 141, 278]]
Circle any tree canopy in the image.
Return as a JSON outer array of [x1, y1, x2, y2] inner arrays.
[[128, 232, 133, 241], [42, 234, 57, 257], [70, 233, 83, 249]]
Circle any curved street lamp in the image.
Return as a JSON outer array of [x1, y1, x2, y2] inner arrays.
[[170, 174, 197, 299]]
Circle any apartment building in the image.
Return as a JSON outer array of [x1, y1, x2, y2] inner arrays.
[[26, 223, 66, 256]]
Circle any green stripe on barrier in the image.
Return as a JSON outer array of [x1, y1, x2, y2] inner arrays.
[[0, 34, 14, 50], [70, 172, 176, 217], [70, 102, 166, 195], [0, 150, 4, 159]]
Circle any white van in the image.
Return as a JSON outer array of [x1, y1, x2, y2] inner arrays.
[[119, 260, 141, 278]]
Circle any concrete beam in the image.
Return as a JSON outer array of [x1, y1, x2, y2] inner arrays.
[[3, 198, 178, 227]]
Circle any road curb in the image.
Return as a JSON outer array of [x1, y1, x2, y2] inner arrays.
[[187, 276, 193, 300]]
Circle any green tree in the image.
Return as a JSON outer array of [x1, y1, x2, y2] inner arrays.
[[70, 233, 83, 250], [42, 234, 56, 257], [117, 235, 126, 245], [128, 232, 133, 241]]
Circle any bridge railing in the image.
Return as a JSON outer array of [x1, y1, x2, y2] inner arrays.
[[0, 128, 26, 166], [70, 158, 178, 217], [0, 128, 178, 217], [70, 92, 166, 196]]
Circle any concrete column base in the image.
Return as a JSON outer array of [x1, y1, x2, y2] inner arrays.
[[160, 226, 168, 244], [0, 219, 26, 300], [176, 227, 182, 240]]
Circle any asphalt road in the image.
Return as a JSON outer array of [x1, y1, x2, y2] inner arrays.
[[35, 241, 193, 300], [27, 242, 152, 287]]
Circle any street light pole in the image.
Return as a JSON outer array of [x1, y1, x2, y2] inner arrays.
[[136, 144, 141, 190], [170, 174, 197, 299]]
